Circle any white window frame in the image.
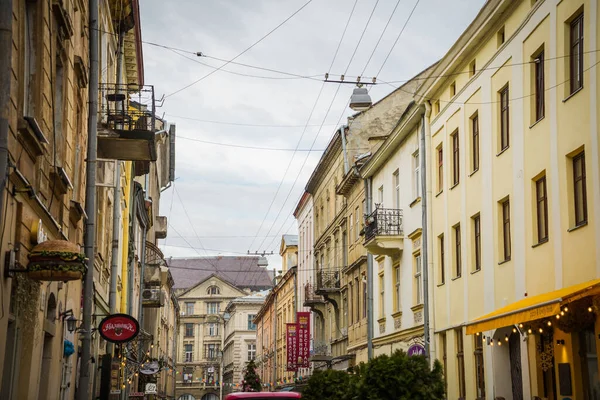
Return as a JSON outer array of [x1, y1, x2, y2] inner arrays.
[[413, 151, 421, 198], [415, 253, 423, 305], [393, 169, 400, 209], [247, 343, 256, 361]]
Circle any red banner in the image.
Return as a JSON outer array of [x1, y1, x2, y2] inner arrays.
[[286, 323, 298, 372], [297, 312, 310, 368]]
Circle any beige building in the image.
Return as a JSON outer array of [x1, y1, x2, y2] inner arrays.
[[170, 256, 272, 400], [222, 290, 268, 395], [418, 0, 600, 399]]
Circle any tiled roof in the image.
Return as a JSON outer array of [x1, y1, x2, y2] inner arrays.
[[167, 256, 274, 291]]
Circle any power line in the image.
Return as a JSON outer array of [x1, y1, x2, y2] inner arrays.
[[176, 135, 367, 152], [361, 0, 403, 76], [164, 113, 338, 128], [164, 0, 315, 98]]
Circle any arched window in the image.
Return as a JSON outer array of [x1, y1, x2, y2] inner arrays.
[[46, 293, 57, 322], [178, 395, 196, 400], [207, 286, 220, 295], [201, 394, 218, 400]]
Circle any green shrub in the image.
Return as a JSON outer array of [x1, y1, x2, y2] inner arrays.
[[302, 369, 352, 400]]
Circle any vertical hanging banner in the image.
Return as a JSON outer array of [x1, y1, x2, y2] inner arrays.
[[297, 312, 310, 368], [286, 323, 298, 372]]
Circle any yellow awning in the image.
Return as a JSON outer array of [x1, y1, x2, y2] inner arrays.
[[466, 279, 600, 335]]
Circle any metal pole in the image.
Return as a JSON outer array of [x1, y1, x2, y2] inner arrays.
[[273, 292, 277, 386], [420, 108, 430, 364], [77, 0, 99, 396], [107, 29, 124, 357], [219, 316, 225, 399], [0, 0, 12, 229], [364, 177, 374, 361]]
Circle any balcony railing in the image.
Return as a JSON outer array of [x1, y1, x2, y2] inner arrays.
[[304, 283, 325, 305], [364, 207, 403, 242], [316, 269, 341, 292]]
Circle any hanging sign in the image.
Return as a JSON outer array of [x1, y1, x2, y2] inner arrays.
[[140, 360, 160, 375], [407, 343, 426, 357], [145, 382, 157, 394], [98, 313, 139, 343], [286, 323, 298, 372], [297, 312, 310, 368]]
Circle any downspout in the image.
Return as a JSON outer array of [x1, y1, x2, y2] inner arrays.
[[107, 29, 125, 357], [364, 177, 374, 361], [77, 0, 100, 396], [340, 125, 349, 174], [0, 0, 13, 228], [273, 288, 278, 385], [127, 185, 138, 316], [422, 101, 433, 364]]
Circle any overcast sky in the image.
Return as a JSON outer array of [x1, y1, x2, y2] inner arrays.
[[142, 0, 484, 271]]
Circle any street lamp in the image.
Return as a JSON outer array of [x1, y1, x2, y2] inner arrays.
[[349, 86, 372, 111]]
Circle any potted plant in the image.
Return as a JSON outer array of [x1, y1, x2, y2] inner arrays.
[[27, 240, 87, 281]]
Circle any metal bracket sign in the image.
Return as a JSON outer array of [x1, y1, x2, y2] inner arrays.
[[145, 382, 157, 394], [98, 313, 140, 343]]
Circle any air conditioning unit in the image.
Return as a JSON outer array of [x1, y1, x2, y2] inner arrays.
[[142, 288, 165, 308]]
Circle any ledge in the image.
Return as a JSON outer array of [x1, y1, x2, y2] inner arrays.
[[449, 182, 459, 191], [451, 275, 462, 281], [532, 238, 549, 248], [410, 304, 424, 313], [567, 221, 588, 232], [391, 311, 403, 319], [435, 190, 443, 197], [498, 257, 511, 265], [409, 197, 422, 208], [377, 317, 386, 324], [563, 86, 583, 103], [529, 116, 545, 129], [496, 146, 510, 157], [470, 268, 481, 275], [468, 168, 479, 177], [437, 282, 445, 287]]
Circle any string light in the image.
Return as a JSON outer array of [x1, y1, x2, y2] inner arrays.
[[564, 306, 569, 312], [528, 328, 532, 334], [539, 328, 543, 334], [556, 314, 561, 319], [519, 324, 524, 328], [561, 311, 565, 316], [505, 334, 509, 342], [512, 328, 517, 333], [547, 321, 552, 326], [490, 339, 494, 346], [476, 332, 480, 336], [588, 307, 593, 312]]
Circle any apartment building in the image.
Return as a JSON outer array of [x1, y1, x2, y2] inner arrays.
[[417, 0, 600, 398]]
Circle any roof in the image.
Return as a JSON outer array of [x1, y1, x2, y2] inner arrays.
[[235, 289, 271, 302], [282, 234, 298, 247], [167, 256, 274, 291]]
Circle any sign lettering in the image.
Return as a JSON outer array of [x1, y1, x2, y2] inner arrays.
[[98, 314, 140, 344], [297, 312, 310, 368], [286, 323, 298, 372]]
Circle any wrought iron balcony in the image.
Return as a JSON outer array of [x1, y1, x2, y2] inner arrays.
[[304, 283, 326, 306], [364, 207, 404, 256], [316, 269, 341, 293], [97, 83, 157, 169]]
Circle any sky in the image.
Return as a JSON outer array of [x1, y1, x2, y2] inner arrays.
[[141, 0, 485, 271]]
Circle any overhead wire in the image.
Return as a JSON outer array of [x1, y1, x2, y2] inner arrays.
[[163, 113, 338, 128], [164, 0, 315, 98], [177, 135, 367, 152], [361, 0, 403, 76]]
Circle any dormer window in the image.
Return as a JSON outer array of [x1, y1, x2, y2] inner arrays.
[[207, 286, 220, 295]]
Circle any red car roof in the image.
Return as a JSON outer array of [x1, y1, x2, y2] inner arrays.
[[225, 393, 301, 399]]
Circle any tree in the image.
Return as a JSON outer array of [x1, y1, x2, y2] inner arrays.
[[302, 369, 351, 400], [241, 360, 262, 392]]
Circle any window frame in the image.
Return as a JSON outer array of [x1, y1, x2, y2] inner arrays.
[[184, 344, 193, 362], [185, 302, 194, 316], [536, 176, 549, 242], [439, 234, 445, 284], [473, 215, 481, 271], [437, 146, 444, 192], [379, 274, 385, 317], [247, 343, 256, 361], [573, 152, 588, 226], [452, 130, 460, 186], [474, 334, 485, 398], [471, 113, 479, 172], [247, 314, 257, 330], [394, 264, 401, 312], [393, 169, 400, 209], [454, 225, 462, 278], [414, 253, 423, 305], [456, 329, 466, 399], [535, 50, 545, 121], [185, 323, 194, 337], [413, 151, 421, 198], [570, 13, 584, 94], [500, 85, 510, 151], [207, 302, 220, 315], [502, 199, 512, 261]]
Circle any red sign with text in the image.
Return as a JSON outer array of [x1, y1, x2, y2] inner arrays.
[[297, 312, 310, 368], [286, 323, 298, 372], [98, 313, 140, 343]]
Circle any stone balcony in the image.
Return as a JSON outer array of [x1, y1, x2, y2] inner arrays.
[[363, 207, 404, 256]]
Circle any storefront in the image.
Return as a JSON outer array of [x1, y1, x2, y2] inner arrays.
[[466, 279, 600, 400]]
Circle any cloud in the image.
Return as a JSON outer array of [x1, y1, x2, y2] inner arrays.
[[140, 0, 486, 270]]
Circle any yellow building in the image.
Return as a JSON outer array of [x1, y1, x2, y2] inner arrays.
[[417, 0, 600, 398]]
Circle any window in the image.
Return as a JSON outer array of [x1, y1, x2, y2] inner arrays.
[[185, 323, 194, 337], [23, 0, 36, 116], [456, 329, 466, 399], [437, 146, 443, 192], [474, 334, 486, 398], [394, 265, 401, 312], [207, 302, 220, 315], [205, 344, 218, 359], [500, 85, 510, 151], [573, 152, 588, 226], [502, 199, 511, 260], [413, 151, 420, 198], [450, 81, 456, 97], [473, 215, 481, 271], [355, 207, 360, 241], [348, 282, 353, 325], [452, 131, 459, 185], [536, 176, 549, 242], [441, 333, 448, 394], [497, 26, 505, 47], [379, 274, 385, 317], [570, 13, 584, 94], [248, 315, 257, 330], [378, 185, 384, 206], [434, 101, 440, 115], [414, 253, 422, 305], [208, 323, 219, 336], [439, 235, 445, 284], [247, 343, 256, 361], [362, 279, 367, 319], [535, 51, 545, 120], [207, 286, 220, 295], [185, 302, 194, 316], [349, 214, 354, 245], [354, 277, 360, 322], [184, 344, 193, 362], [454, 225, 462, 278], [393, 169, 400, 209], [469, 59, 476, 77], [471, 113, 479, 171]]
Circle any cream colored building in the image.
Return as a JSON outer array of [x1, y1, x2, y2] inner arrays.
[[417, 0, 600, 399]]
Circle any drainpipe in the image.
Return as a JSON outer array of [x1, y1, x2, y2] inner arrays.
[[0, 0, 12, 229], [340, 125, 349, 174], [273, 288, 278, 385], [422, 101, 433, 365], [107, 29, 124, 357], [364, 177, 374, 361], [77, 0, 100, 397], [127, 186, 138, 316]]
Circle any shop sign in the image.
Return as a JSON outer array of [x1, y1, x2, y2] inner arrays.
[[286, 323, 298, 372], [140, 360, 159, 375], [407, 344, 426, 357], [110, 361, 121, 393], [297, 312, 310, 368], [30, 219, 48, 244], [129, 393, 144, 397], [110, 390, 122, 395], [145, 383, 157, 394], [98, 313, 139, 343]]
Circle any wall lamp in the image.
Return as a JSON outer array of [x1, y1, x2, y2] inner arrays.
[[60, 309, 98, 334], [556, 340, 565, 345]]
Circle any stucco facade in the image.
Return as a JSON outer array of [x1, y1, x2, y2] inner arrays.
[[418, 0, 600, 398]]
